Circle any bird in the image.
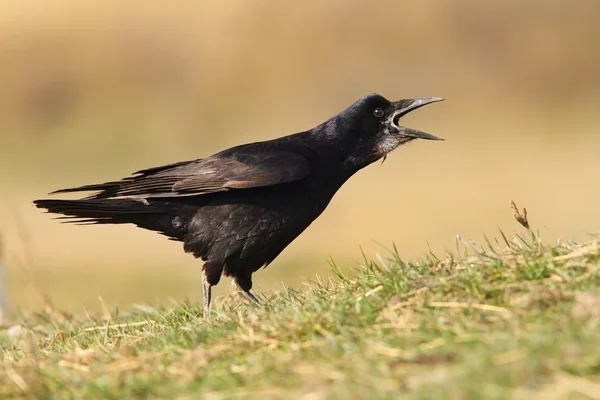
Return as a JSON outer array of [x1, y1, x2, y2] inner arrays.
[[34, 93, 443, 317]]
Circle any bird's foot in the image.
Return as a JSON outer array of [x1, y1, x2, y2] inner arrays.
[[232, 279, 261, 306]]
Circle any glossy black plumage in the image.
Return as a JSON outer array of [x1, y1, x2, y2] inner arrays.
[[34, 93, 443, 316]]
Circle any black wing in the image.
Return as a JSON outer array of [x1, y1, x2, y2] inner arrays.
[[51, 146, 314, 199]]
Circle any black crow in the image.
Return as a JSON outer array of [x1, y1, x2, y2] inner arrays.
[[34, 94, 443, 316]]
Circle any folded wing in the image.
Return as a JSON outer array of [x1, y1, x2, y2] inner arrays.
[[51, 149, 313, 200]]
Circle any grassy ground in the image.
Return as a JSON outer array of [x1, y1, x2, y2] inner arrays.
[[1, 225, 599, 399]]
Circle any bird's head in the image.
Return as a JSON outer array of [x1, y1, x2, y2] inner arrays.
[[336, 93, 443, 170]]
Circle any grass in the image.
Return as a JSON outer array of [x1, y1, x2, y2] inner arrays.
[[1, 230, 599, 399]]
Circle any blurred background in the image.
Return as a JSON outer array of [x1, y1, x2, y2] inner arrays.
[[1, 0, 599, 314]]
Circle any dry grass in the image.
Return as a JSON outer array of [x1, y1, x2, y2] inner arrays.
[[0, 228, 599, 398]]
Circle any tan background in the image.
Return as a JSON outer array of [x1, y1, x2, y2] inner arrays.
[[1, 0, 599, 313]]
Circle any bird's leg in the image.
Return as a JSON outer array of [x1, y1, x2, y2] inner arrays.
[[202, 272, 212, 318], [201, 261, 223, 318], [232, 276, 260, 305]]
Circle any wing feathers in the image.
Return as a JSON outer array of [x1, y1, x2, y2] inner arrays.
[[51, 147, 313, 199]]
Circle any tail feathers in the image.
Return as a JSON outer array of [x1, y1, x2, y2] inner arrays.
[[34, 198, 185, 240]]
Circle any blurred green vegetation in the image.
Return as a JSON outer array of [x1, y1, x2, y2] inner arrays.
[[1, 1, 599, 313], [2, 236, 599, 397]]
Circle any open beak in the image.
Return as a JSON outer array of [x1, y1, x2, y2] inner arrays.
[[389, 97, 444, 141]]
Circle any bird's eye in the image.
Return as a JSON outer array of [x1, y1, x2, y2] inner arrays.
[[373, 108, 384, 118]]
